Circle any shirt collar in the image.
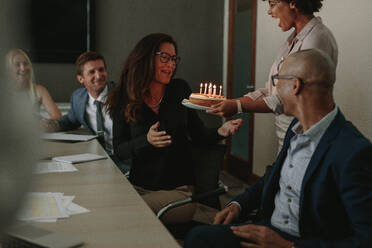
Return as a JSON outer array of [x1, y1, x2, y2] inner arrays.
[[287, 16, 322, 45], [291, 106, 338, 144], [88, 85, 108, 104]]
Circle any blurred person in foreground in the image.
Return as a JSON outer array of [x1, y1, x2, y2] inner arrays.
[[0, 66, 39, 235], [185, 49, 372, 248]]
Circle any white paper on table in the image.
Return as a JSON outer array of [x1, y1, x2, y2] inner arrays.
[[33, 161, 78, 174], [28, 200, 89, 221], [18, 193, 90, 223], [32, 218, 58, 223], [42, 132, 97, 141], [60, 195, 89, 215], [18, 192, 69, 221], [62, 196, 75, 209], [52, 153, 107, 164], [65, 202, 90, 216]]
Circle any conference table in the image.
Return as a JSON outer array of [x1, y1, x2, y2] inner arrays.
[[29, 138, 180, 248]]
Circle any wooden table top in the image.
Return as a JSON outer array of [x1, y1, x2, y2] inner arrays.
[[29, 139, 180, 248]]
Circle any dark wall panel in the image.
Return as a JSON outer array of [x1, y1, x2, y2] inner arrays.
[[34, 0, 225, 126]]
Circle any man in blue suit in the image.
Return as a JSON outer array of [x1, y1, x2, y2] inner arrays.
[[42, 51, 130, 173], [185, 49, 372, 248]]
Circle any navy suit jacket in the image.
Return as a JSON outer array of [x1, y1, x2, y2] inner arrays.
[[57, 81, 115, 133], [234, 110, 372, 247]]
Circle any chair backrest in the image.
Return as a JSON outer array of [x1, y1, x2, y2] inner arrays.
[[191, 143, 226, 209]]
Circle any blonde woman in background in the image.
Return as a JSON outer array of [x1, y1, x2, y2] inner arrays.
[[6, 49, 61, 119]]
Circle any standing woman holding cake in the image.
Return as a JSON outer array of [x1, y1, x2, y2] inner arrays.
[[106, 33, 242, 224], [208, 0, 338, 151]]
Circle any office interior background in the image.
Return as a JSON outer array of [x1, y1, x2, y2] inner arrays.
[[0, 0, 372, 246], [1, 0, 372, 192]]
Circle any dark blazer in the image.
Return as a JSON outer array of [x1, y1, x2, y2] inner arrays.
[[234, 110, 372, 247], [112, 78, 223, 190], [57, 81, 115, 133]]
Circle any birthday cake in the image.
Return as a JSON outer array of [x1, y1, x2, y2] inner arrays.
[[189, 93, 226, 107], [189, 82, 226, 107]]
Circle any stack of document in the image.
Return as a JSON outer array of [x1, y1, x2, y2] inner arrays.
[[33, 161, 78, 174], [52, 153, 107, 164], [42, 132, 97, 142], [18, 192, 90, 222]]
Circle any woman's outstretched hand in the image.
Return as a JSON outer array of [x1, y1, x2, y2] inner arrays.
[[147, 121, 172, 147], [207, 100, 238, 117], [217, 118, 243, 137]]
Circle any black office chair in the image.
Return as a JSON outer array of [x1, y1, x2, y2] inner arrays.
[[157, 181, 228, 219], [159, 163, 274, 241], [157, 143, 227, 240]]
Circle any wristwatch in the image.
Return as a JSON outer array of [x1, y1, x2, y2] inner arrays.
[[236, 100, 243, 114]]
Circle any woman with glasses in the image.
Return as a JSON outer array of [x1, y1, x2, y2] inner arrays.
[[106, 33, 242, 224], [6, 49, 62, 120], [208, 0, 338, 150]]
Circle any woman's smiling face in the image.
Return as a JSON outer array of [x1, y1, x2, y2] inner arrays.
[[153, 42, 177, 85], [12, 53, 32, 89]]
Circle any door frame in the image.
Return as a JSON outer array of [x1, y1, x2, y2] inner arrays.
[[224, 0, 257, 183]]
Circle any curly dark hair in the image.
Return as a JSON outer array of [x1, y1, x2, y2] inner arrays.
[[263, 0, 323, 15], [106, 33, 178, 123]]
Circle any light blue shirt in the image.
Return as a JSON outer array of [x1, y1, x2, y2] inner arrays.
[[270, 107, 338, 237]]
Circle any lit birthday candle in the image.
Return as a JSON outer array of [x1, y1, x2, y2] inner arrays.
[[204, 83, 208, 95], [219, 85, 222, 96], [212, 85, 216, 96], [208, 83, 212, 95], [200, 83, 203, 94]]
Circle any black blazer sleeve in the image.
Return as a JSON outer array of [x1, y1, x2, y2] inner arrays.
[[112, 106, 154, 160]]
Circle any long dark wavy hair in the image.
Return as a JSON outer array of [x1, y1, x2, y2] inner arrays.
[[106, 33, 178, 123]]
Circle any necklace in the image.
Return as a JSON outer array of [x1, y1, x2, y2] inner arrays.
[[148, 95, 164, 108]]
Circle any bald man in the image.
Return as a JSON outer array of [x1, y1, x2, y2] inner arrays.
[[185, 49, 372, 248]]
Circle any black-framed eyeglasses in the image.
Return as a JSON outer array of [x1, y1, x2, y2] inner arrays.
[[155, 51, 181, 65], [271, 74, 305, 87]]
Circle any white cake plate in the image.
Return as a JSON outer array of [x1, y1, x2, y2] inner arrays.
[[181, 99, 211, 111]]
